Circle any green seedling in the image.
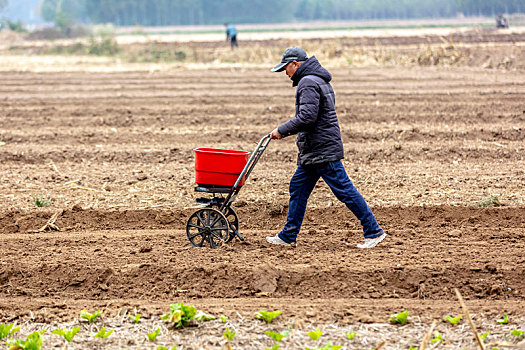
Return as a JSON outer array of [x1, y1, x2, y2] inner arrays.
[[306, 340, 342, 350], [80, 309, 102, 323], [307, 327, 323, 340], [0, 322, 20, 339], [510, 329, 525, 338], [157, 346, 177, 350], [255, 310, 282, 323], [219, 315, 228, 322], [430, 331, 444, 343], [51, 326, 80, 342], [160, 302, 197, 328], [389, 310, 409, 325], [93, 327, 113, 339], [33, 195, 51, 207], [147, 327, 160, 341], [345, 332, 356, 340], [265, 330, 289, 342], [223, 327, 236, 341], [195, 311, 216, 321], [129, 313, 141, 323], [496, 314, 509, 324], [480, 332, 489, 341], [444, 314, 462, 325], [477, 196, 501, 207], [6, 329, 46, 350], [265, 345, 280, 350]]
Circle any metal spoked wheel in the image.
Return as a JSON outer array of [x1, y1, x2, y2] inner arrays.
[[209, 205, 242, 242], [220, 206, 241, 242], [186, 208, 229, 248]]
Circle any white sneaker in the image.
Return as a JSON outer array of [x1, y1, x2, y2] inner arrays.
[[357, 233, 386, 249], [266, 234, 294, 247]]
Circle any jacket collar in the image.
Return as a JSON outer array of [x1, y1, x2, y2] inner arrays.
[[290, 56, 332, 87]]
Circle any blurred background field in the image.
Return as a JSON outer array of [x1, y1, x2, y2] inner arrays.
[[1, 24, 525, 72], [1, 0, 525, 72]]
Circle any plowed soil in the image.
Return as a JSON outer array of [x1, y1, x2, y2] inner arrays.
[[1, 31, 525, 348]]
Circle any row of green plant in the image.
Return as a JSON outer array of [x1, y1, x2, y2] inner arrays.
[[11, 40, 192, 63], [389, 310, 511, 326], [1, 306, 522, 350], [390, 311, 519, 350], [0, 309, 169, 350], [0, 306, 345, 349], [38, 35, 120, 56], [43, 43, 188, 63], [0, 19, 27, 33]]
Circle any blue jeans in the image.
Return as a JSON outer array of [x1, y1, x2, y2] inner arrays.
[[278, 160, 384, 243]]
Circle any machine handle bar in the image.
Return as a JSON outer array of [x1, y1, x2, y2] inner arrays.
[[231, 134, 271, 191]]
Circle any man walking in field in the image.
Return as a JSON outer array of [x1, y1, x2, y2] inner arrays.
[[267, 47, 386, 249]]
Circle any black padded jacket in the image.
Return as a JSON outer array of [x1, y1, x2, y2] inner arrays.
[[277, 56, 344, 166]]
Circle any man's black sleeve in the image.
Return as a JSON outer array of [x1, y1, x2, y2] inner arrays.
[[277, 82, 320, 137]]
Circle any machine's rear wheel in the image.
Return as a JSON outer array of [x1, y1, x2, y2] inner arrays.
[[222, 207, 241, 242], [186, 208, 229, 248], [210, 205, 242, 242]]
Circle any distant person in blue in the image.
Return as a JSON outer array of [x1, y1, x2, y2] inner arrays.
[[225, 23, 238, 49], [496, 13, 509, 28]]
